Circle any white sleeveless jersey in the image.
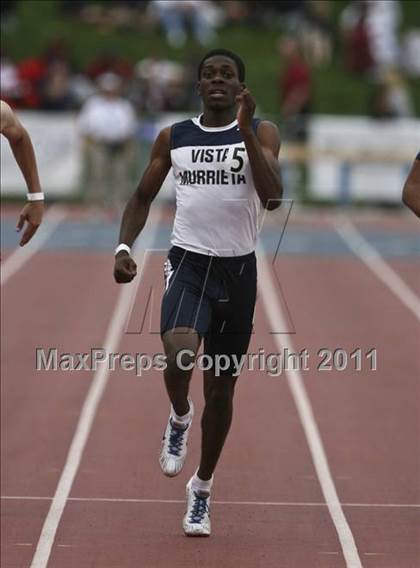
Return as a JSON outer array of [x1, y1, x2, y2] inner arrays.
[[169, 115, 262, 257]]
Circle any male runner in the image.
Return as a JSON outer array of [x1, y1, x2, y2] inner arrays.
[[114, 49, 283, 536], [1, 100, 44, 246], [402, 152, 420, 218]]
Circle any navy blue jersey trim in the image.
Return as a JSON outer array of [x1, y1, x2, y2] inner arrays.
[[171, 118, 261, 149], [169, 123, 176, 150]]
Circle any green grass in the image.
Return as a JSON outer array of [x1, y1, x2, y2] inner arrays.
[[2, 0, 420, 116]]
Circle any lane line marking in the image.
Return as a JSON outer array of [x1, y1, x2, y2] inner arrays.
[[1, 205, 67, 285], [258, 251, 363, 568], [333, 217, 420, 321], [28, 213, 161, 568], [2, 496, 419, 508]]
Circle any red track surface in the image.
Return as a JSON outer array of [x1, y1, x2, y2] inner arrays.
[[1, 209, 419, 568]]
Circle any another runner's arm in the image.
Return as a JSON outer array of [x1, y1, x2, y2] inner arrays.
[[1, 100, 44, 246], [402, 153, 420, 218], [237, 90, 283, 210], [1, 100, 42, 196], [114, 126, 171, 283]]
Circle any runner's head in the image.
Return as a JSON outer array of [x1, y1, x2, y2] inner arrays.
[[197, 49, 245, 110]]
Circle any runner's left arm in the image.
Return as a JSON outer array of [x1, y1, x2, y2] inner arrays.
[[236, 90, 283, 210]]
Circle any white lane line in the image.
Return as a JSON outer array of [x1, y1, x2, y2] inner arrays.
[[29, 213, 161, 568], [333, 217, 420, 321], [257, 252, 363, 568], [345, 503, 420, 508], [1, 205, 67, 285], [2, 496, 419, 508]]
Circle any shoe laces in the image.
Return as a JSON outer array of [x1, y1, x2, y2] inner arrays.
[[189, 491, 209, 524], [167, 419, 188, 457]]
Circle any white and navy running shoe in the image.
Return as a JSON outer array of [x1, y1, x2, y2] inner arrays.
[[183, 477, 211, 537], [159, 401, 194, 477]]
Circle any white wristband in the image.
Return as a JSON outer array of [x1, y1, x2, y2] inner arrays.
[[115, 243, 131, 256], [27, 192, 45, 201]]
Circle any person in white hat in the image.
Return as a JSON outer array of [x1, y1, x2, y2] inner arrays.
[[78, 72, 137, 214]]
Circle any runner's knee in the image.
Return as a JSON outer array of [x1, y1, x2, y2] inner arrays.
[[162, 328, 200, 375], [204, 374, 237, 407]]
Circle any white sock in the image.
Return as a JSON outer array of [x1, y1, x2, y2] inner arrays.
[[171, 399, 192, 426], [191, 470, 213, 494]]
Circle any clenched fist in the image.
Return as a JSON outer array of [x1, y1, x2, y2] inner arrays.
[[114, 252, 137, 283], [236, 89, 256, 132]]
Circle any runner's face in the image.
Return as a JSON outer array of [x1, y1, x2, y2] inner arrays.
[[198, 56, 243, 110]]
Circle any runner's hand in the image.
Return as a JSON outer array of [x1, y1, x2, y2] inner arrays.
[[236, 89, 256, 132], [16, 201, 44, 246], [114, 253, 137, 283]]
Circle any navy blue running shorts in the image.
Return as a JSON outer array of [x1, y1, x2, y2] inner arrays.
[[160, 246, 257, 376]]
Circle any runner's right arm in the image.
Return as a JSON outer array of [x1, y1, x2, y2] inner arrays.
[[1, 100, 44, 246], [402, 154, 420, 218], [114, 127, 172, 283]]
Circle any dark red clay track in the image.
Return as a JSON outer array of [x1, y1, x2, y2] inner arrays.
[[1, 210, 419, 568], [1, 251, 120, 567], [272, 257, 419, 568], [382, 259, 420, 295]]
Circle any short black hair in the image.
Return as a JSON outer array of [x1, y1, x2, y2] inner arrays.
[[198, 49, 245, 82]]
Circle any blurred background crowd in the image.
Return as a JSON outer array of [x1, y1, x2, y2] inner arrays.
[[1, 0, 419, 126], [1, 0, 419, 210]]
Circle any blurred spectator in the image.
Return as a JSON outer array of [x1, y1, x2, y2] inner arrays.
[[66, 0, 150, 31], [342, 0, 401, 77], [369, 82, 396, 119], [0, 54, 23, 106], [78, 73, 137, 213], [43, 37, 72, 67], [17, 55, 48, 108], [401, 29, 420, 78], [3, 38, 78, 110], [40, 38, 76, 110], [301, 0, 333, 66], [41, 60, 74, 110], [85, 49, 133, 82], [369, 70, 413, 119], [279, 36, 312, 141], [68, 73, 96, 107], [131, 56, 190, 112], [365, 0, 401, 73], [150, 0, 218, 47], [340, 0, 374, 75]]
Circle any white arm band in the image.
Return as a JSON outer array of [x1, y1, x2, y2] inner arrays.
[[27, 192, 45, 201], [115, 243, 131, 256]]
